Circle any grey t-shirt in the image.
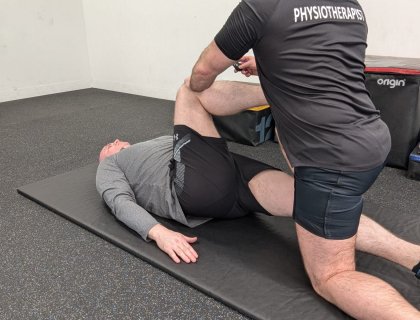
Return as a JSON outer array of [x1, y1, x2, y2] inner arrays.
[[96, 136, 210, 241], [215, 0, 391, 171]]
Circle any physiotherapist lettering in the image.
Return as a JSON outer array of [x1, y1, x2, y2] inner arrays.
[[294, 6, 365, 23]]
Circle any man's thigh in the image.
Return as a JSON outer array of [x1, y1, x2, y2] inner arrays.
[[231, 152, 287, 215], [293, 165, 384, 240], [247, 169, 294, 217], [197, 81, 267, 116], [292, 164, 384, 291], [174, 81, 266, 138], [174, 84, 221, 138], [296, 223, 356, 289]]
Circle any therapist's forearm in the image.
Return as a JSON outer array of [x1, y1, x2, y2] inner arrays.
[[189, 69, 217, 92], [189, 40, 233, 92], [189, 43, 217, 92]]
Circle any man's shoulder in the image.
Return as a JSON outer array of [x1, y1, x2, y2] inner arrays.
[[122, 136, 172, 153], [148, 135, 173, 145], [97, 155, 117, 171], [240, 0, 284, 27], [243, 0, 280, 13]]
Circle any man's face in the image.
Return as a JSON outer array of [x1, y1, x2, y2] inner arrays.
[[99, 139, 131, 161]]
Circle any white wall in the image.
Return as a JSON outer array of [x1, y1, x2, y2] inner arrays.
[[83, 0, 420, 101], [1, 1, 419, 103], [83, 0, 255, 101], [359, 0, 420, 58], [0, 0, 91, 102]]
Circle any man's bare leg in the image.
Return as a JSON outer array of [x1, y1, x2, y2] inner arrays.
[[248, 170, 295, 216], [174, 83, 221, 137], [273, 127, 420, 271], [180, 80, 420, 275], [248, 170, 420, 272], [357, 215, 420, 270], [193, 80, 267, 116], [296, 225, 420, 319]]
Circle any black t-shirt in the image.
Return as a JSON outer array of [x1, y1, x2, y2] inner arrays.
[[215, 0, 391, 171]]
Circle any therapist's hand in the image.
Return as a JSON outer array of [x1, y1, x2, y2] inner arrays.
[[235, 55, 258, 77], [148, 224, 198, 264]]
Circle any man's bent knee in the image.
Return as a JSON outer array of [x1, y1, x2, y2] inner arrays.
[[305, 251, 356, 303], [309, 269, 355, 300], [296, 224, 357, 301], [176, 83, 193, 104]]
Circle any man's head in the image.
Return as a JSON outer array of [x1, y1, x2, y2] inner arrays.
[[99, 139, 131, 162]]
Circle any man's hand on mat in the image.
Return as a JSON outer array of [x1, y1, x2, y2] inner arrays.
[[235, 56, 258, 77], [148, 224, 198, 264]]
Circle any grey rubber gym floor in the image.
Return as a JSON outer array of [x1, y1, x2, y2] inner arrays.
[[1, 89, 419, 319]]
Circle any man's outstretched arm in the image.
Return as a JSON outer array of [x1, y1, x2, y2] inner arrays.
[[96, 160, 198, 263]]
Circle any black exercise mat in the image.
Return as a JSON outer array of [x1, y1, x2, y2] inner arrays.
[[17, 164, 420, 320]]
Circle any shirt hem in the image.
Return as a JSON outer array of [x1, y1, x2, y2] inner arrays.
[[291, 159, 387, 172]]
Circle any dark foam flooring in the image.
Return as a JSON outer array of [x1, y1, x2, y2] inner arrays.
[[1, 89, 419, 319]]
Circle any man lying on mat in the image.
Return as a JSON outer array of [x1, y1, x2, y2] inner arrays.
[[95, 79, 420, 282]]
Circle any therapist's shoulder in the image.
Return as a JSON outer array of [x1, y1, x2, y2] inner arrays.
[[242, 0, 280, 16]]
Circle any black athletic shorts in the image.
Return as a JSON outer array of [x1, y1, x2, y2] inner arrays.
[[170, 125, 280, 219], [294, 163, 385, 239]]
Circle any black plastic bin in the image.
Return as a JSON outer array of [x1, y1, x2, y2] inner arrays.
[[365, 56, 420, 169], [407, 143, 420, 181]]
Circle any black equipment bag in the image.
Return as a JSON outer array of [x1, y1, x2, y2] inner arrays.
[[213, 105, 274, 146]]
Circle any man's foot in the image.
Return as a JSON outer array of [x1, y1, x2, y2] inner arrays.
[[412, 262, 420, 279]]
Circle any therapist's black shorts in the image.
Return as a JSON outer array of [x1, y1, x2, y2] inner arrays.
[[170, 125, 280, 219], [293, 164, 385, 240]]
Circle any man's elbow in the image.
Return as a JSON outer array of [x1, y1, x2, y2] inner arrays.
[[193, 63, 213, 78], [190, 64, 216, 92]]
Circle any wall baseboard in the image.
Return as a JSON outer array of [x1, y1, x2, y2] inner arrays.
[[0, 80, 92, 103], [92, 80, 174, 101]]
